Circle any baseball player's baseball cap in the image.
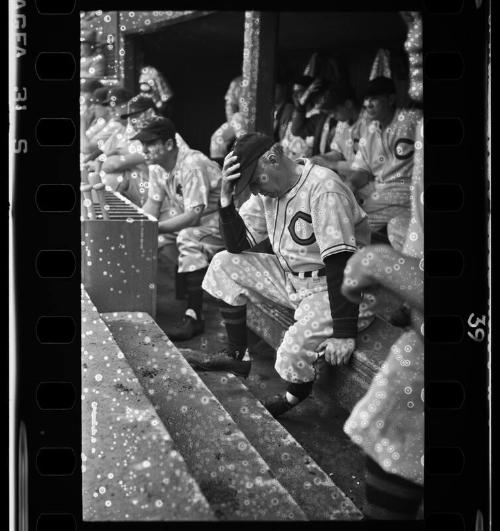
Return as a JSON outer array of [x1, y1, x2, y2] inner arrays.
[[120, 94, 156, 119], [364, 76, 396, 98], [130, 116, 177, 144], [102, 87, 133, 107], [232, 133, 275, 197], [89, 87, 110, 105]]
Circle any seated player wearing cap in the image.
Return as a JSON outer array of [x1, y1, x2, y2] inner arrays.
[[99, 95, 191, 206], [310, 83, 368, 181], [185, 132, 371, 418], [132, 116, 225, 340], [96, 94, 158, 205], [289, 77, 337, 157], [345, 76, 421, 250], [81, 87, 111, 158]]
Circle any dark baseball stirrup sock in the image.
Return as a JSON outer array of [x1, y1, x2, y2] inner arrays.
[[364, 455, 423, 520], [286, 381, 314, 402], [219, 301, 247, 359], [184, 267, 207, 320]]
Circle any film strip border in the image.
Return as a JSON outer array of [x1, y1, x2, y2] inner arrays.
[[10, 0, 490, 530]]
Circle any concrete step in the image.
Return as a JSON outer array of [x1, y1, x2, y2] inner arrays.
[[247, 301, 403, 412], [179, 354, 363, 521], [81, 290, 215, 521], [102, 311, 308, 521]]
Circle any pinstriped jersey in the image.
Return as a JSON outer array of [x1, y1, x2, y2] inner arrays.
[[239, 159, 370, 273]]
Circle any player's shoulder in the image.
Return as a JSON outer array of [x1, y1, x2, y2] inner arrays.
[[181, 148, 207, 166], [394, 107, 423, 126], [182, 149, 221, 176], [307, 162, 347, 196]]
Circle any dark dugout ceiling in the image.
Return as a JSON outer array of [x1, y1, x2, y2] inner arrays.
[[138, 11, 406, 57]]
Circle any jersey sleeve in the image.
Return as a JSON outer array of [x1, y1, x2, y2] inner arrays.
[[238, 194, 269, 246], [350, 132, 372, 173], [311, 191, 358, 260], [147, 166, 166, 204], [181, 165, 210, 211]]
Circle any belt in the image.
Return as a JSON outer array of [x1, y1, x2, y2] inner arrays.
[[289, 268, 326, 279]]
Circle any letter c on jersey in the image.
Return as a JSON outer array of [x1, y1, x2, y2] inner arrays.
[[288, 211, 316, 246], [394, 138, 415, 160]]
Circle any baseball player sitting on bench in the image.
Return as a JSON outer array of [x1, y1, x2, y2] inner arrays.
[[345, 76, 421, 250], [131, 116, 225, 340], [185, 132, 371, 418]]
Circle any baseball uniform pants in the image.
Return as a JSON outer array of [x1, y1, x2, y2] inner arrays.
[[158, 225, 225, 274], [203, 250, 358, 384]]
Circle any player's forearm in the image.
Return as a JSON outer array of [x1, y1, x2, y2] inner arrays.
[[83, 149, 103, 162], [325, 252, 359, 338], [219, 200, 252, 253], [311, 151, 344, 171], [101, 153, 145, 173], [333, 163, 358, 182], [158, 209, 202, 234]]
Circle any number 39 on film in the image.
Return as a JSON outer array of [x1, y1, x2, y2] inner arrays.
[[467, 313, 487, 343]]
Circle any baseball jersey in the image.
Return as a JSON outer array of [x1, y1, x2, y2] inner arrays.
[[329, 111, 369, 163], [239, 159, 370, 273], [351, 108, 422, 206], [148, 147, 222, 223]]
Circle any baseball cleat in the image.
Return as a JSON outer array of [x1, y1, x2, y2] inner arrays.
[[262, 394, 301, 418], [183, 348, 251, 378], [167, 315, 205, 341]]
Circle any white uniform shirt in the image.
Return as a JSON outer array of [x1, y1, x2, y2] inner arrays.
[[148, 148, 222, 224], [239, 159, 370, 273], [351, 108, 422, 206]]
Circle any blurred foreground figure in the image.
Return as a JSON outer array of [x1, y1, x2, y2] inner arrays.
[[342, 11, 424, 520]]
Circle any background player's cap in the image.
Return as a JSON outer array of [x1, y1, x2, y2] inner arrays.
[[120, 94, 156, 119], [130, 116, 177, 143], [364, 76, 396, 98], [232, 133, 275, 197], [102, 87, 134, 108]]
